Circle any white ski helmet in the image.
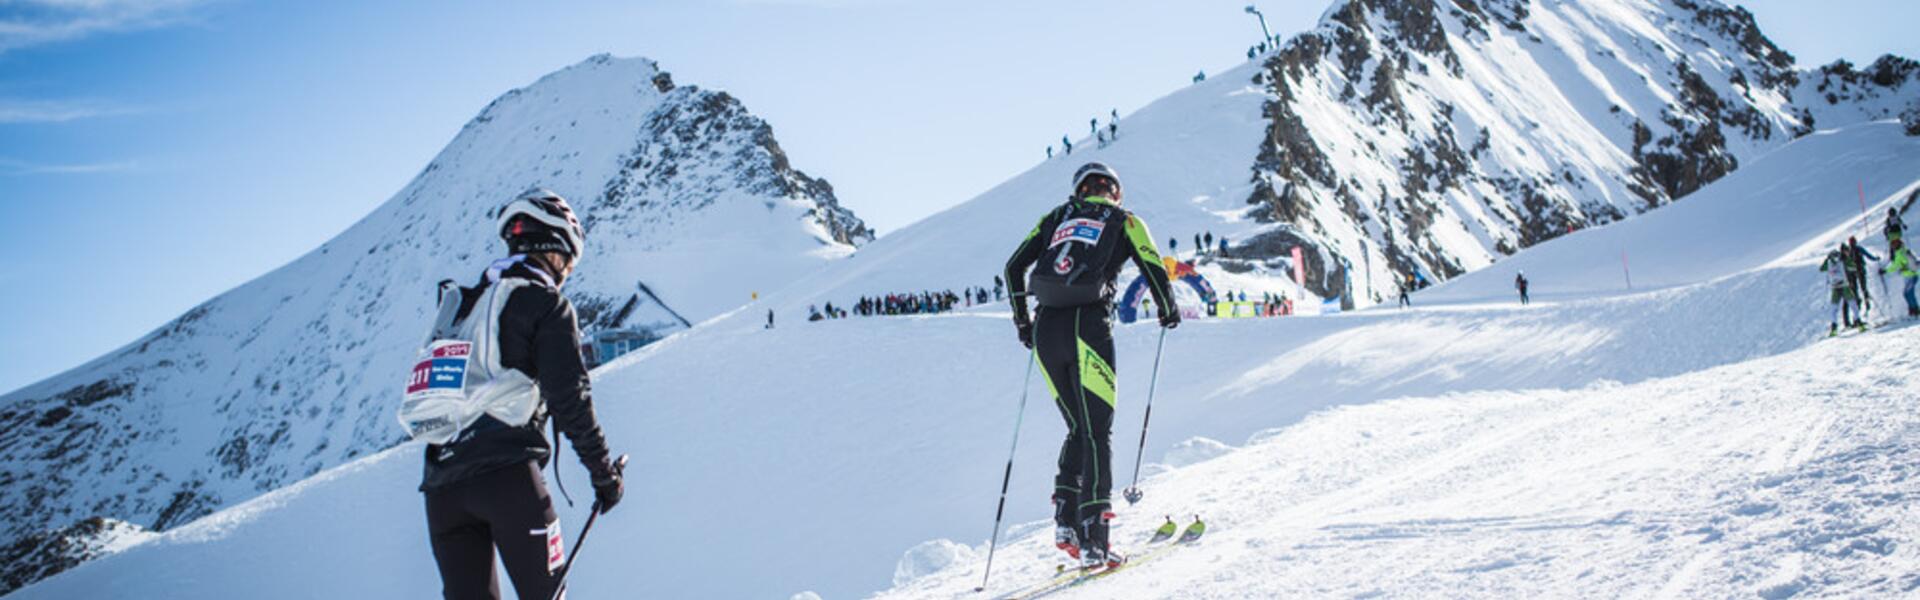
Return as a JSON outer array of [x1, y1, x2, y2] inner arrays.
[[497, 188, 586, 259], [1072, 162, 1122, 195]]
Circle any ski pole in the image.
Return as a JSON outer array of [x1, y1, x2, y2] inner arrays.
[[976, 355, 1037, 593], [550, 454, 628, 600], [1122, 328, 1168, 505]]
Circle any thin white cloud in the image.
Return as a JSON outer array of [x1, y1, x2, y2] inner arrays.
[[0, 0, 210, 53], [0, 157, 141, 175], [0, 97, 143, 122]]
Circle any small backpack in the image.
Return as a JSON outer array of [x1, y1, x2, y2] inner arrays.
[[1028, 201, 1126, 307], [397, 257, 546, 445]]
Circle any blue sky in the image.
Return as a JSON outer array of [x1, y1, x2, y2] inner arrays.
[[1, 0, 1915, 395]]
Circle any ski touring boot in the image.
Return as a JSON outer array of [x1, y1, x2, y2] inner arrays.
[[1052, 495, 1081, 560], [1054, 526, 1081, 561], [1079, 510, 1124, 569], [1081, 545, 1126, 570]]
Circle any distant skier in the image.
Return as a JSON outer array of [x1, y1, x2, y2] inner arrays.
[[1883, 238, 1919, 318], [1169, 237, 1178, 258], [1398, 275, 1412, 308], [1204, 232, 1214, 253], [1193, 234, 1203, 255], [1194, 70, 1206, 83], [1005, 162, 1179, 569], [1845, 237, 1879, 314], [1090, 118, 1098, 137], [1822, 245, 1863, 334], [1888, 207, 1906, 243], [1515, 272, 1530, 305], [1047, 145, 1054, 160], [766, 309, 775, 329], [405, 189, 623, 600], [1062, 135, 1073, 156], [1218, 237, 1229, 258]]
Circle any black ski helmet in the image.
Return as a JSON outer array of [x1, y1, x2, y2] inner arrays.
[[1072, 162, 1121, 197], [497, 188, 586, 259]]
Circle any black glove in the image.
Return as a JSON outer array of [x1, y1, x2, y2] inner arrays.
[[590, 454, 628, 512], [1015, 320, 1034, 349], [1159, 310, 1181, 330], [592, 470, 624, 512]]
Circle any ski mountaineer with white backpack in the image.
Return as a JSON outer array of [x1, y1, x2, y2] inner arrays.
[[1821, 244, 1863, 335], [399, 189, 625, 600], [1003, 162, 1180, 569]]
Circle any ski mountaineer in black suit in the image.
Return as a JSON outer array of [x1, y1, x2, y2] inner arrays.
[[412, 189, 624, 600], [1004, 162, 1180, 569]]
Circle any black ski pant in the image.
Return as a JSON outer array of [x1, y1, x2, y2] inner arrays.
[[1033, 304, 1118, 537], [425, 461, 563, 600], [1848, 270, 1870, 309]]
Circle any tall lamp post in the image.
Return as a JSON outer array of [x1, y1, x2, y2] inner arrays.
[[1244, 4, 1272, 46]]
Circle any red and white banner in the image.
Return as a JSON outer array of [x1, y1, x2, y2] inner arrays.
[[1291, 247, 1306, 287]]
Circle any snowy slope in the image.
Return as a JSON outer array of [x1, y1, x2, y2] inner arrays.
[[877, 123, 1920, 599], [1236, 0, 1920, 305], [885, 322, 1920, 599], [11, 0, 1919, 596], [18, 122, 1917, 599], [0, 54, 869, 592]]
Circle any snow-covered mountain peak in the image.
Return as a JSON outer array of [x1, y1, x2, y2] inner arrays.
[[0, 53, 868, 594]]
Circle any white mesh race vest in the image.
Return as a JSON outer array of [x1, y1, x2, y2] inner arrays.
[[397, 258, 548, 445]]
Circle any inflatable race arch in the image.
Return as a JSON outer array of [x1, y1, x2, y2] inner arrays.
[[1117, 259, 1219, 323]]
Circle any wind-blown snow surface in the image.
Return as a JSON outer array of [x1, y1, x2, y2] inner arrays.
[[18, 121, 1918, 598], [0, 53, 869, 591]]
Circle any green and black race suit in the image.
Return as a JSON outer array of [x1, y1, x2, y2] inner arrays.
[[1003, 195, 1177, 539], [1005, 195, 1177, 314]]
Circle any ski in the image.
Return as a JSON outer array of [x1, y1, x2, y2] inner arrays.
[[1000, 516, 1206, 600]]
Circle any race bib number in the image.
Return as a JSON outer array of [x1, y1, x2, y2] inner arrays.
[[1049, 218, 1105, 248], [544, 520, 565, 573], [406, 340, 472, 397]]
